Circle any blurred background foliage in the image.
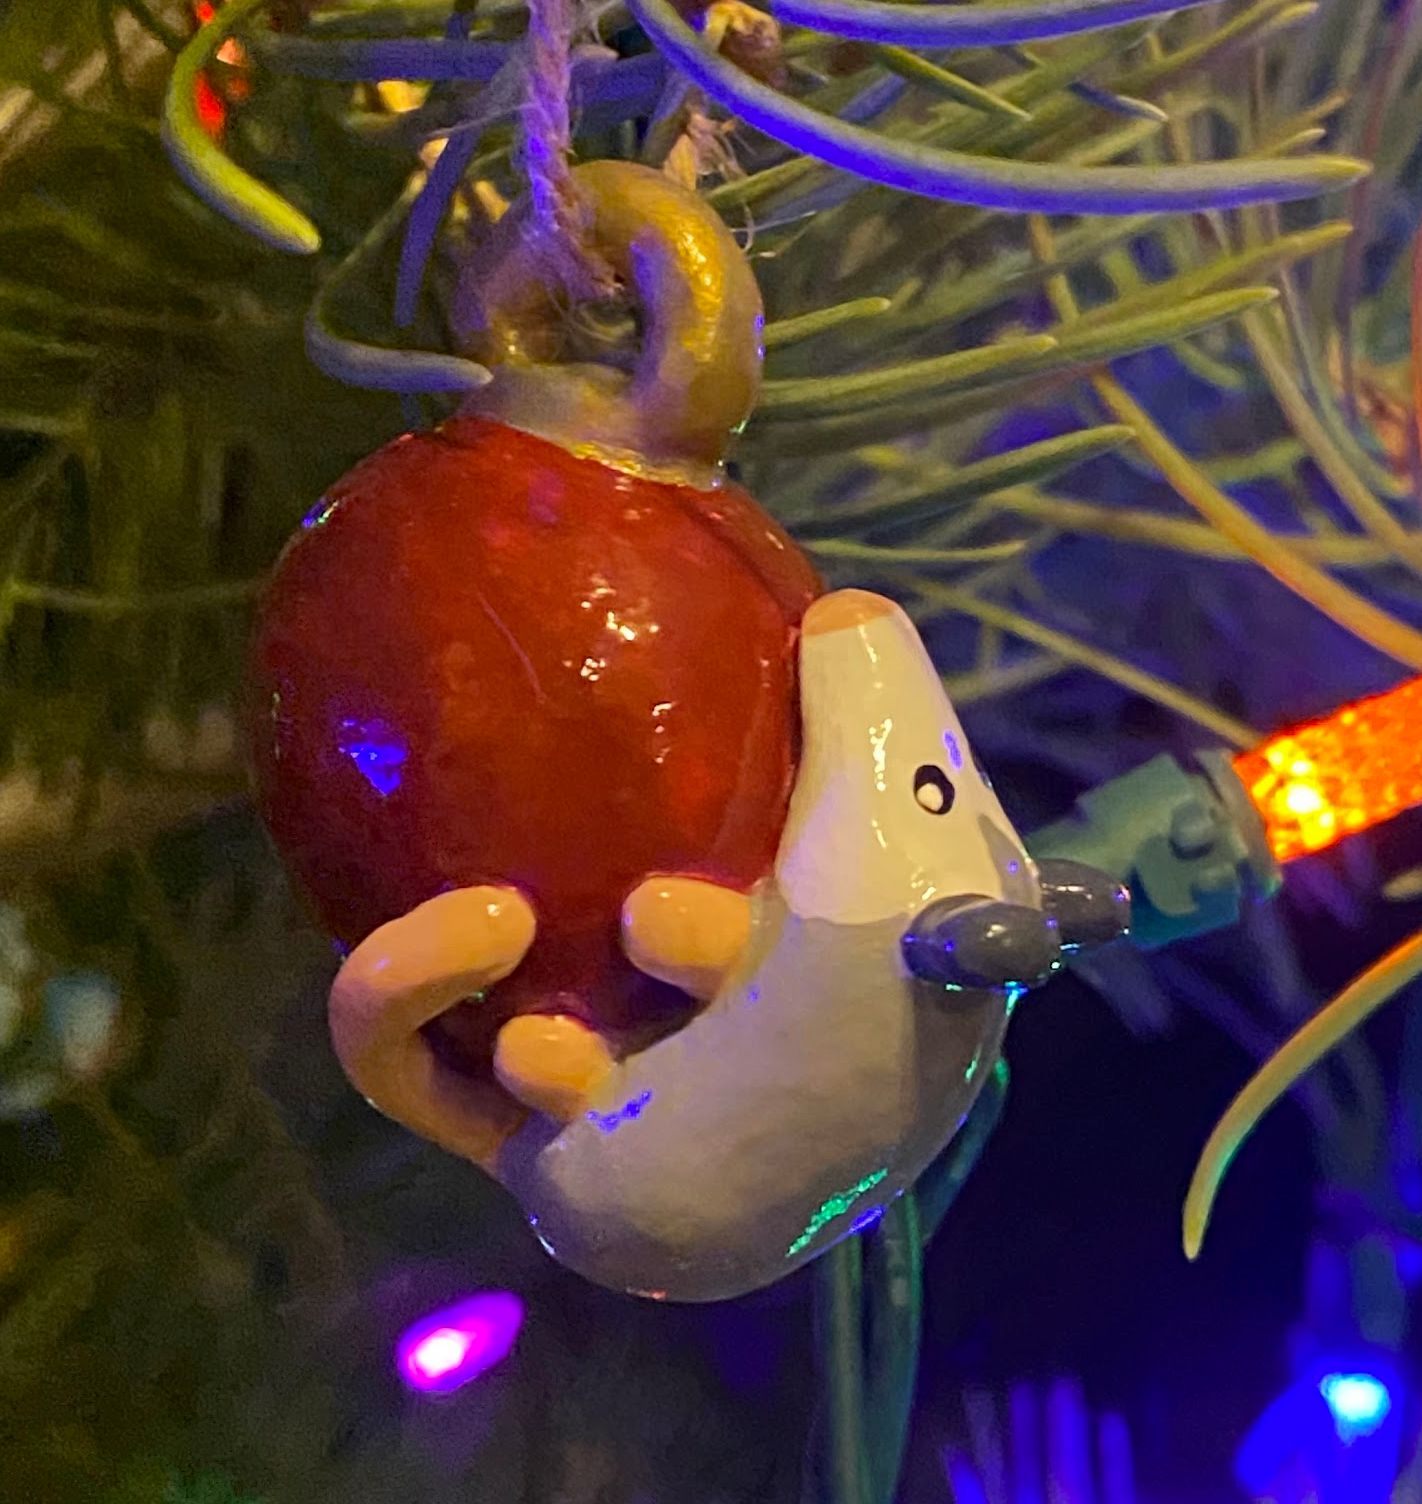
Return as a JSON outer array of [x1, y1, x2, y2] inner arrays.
[[2, 0, 1422, 1499]]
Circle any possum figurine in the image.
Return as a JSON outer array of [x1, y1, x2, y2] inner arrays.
[[328, 588, 1128, 1301], [251, 161, 1128, 1301]]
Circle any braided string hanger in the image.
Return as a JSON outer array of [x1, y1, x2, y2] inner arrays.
[[517, 0, 615, 300]]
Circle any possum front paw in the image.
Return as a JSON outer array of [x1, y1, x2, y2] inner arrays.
[[620, 876, 752, 1001], [494, 1014, 615, 1122], [327, 885, 538, 1169]]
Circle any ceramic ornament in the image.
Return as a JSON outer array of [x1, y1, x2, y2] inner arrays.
[[248, 161, 1129, 1302]]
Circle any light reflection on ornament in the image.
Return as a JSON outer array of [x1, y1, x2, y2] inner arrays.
[[337, 718, 407, 797], [587, 1089, 653, 1134], [786, 1167, 888, 1257], [849, 1205, 885, 1235], [302, 497, 339, 531], [396, 1292, 524, 1395]]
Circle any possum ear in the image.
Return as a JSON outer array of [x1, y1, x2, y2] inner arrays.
[[621, 876, 752, 1000]]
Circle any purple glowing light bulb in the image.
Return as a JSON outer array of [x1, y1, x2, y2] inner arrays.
[[396, 1291, 524, 1395]]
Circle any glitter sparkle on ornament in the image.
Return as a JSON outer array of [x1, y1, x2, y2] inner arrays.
[[396, 1292, 524, 1395]]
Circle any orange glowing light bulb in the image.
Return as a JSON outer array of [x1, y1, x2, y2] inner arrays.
[[192, 71, 227, 137], [1233, 675, 1422, 862]]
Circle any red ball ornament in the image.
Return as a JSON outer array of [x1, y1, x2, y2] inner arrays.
[[249, 160, 820, 1095], [249, 413, 819, 1066]]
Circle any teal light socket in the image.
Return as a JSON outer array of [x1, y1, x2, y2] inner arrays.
[[1028, 751, 1283, 949]]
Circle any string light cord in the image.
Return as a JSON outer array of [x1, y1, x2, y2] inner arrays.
[[1183, 927, 1422, 1259]]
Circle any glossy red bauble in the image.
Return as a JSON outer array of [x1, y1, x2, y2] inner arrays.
[[248, 416, 820, 1068]]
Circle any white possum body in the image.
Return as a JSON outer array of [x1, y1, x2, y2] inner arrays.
[[497, 594, 1037, 1301], [327, 592, 1122, 1303]]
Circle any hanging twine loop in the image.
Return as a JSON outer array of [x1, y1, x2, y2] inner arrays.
[[517, 0, 616, 302], [460, 160, 764, 483], [457, 0, 766, 480]]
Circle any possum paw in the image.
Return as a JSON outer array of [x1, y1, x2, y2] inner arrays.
[[494, 1014, 615, 1121], [621, 876, 752, 1001]]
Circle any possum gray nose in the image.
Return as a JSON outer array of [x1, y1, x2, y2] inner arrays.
[[901, 898, 1062, 991]]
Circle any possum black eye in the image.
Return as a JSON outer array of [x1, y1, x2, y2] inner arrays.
[[913, 764, 956, 815]]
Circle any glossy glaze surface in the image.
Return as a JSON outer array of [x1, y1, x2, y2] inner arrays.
[[250, 415, 820, 1068]]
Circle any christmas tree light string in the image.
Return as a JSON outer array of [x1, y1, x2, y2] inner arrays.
[[1179, 674, 1422, 1260], [1019, 654, 1422, 1262], [1019, 112, 1422, 1267]]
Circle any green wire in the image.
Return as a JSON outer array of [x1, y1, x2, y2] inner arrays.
[[864, 1194, 924, 1503], [162, 0, 323, 255], [813, 1067, 1010, 1504], [918, 1060, 1010, 1243], [815, 1240, 872, 1504]]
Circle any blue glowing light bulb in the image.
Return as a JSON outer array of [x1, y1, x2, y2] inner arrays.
[[1318, 1372, 1392, 1442]]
